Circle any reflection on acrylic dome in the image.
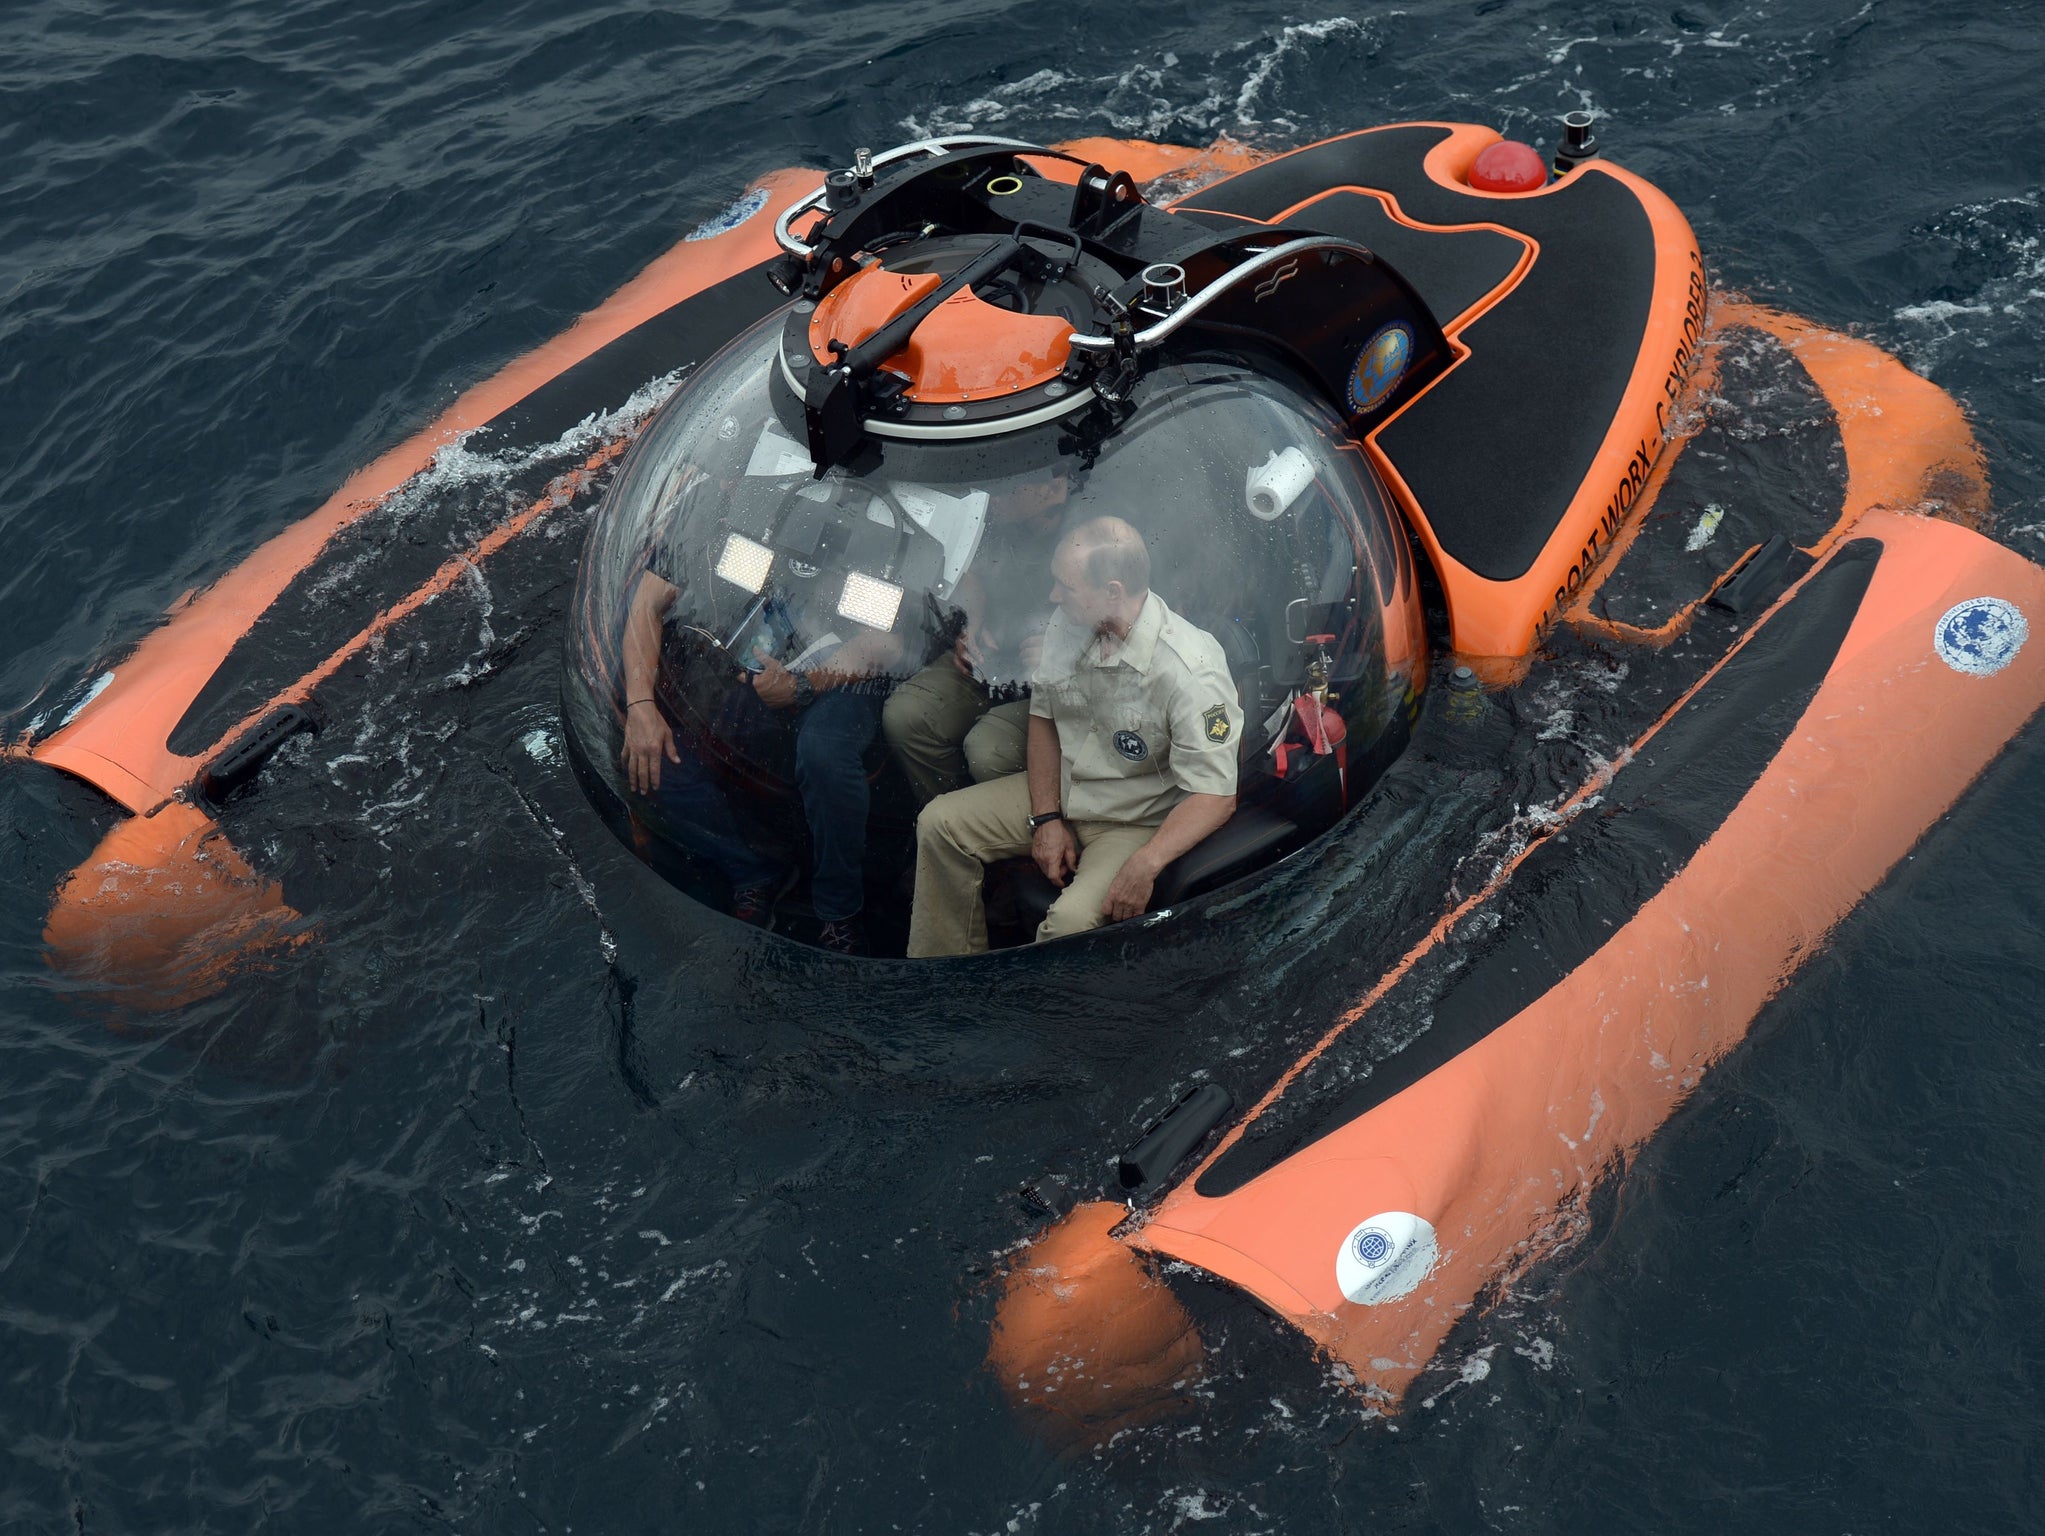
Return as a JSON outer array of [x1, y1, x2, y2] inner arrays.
[[562, 308, 1427, 953]]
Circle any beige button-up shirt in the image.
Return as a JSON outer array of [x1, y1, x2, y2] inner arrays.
[[1028, 591, 1241, 827]]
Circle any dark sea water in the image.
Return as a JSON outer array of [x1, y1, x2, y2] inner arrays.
[[6, 2, 2045, 1531]]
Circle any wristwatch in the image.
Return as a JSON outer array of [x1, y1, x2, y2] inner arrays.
[[1027, 809, 1065, 830], [791, 673, 816, 708]]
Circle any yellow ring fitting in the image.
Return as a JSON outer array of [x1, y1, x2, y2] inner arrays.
[[986, 175, 1025, 196]]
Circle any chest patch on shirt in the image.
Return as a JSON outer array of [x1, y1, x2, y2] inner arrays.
[[1113, 729, 1149, 761], [1203, 704, 1232, 744]]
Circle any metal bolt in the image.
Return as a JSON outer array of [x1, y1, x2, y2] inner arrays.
[[943, 405, 967, 420], [1044, 381, 1068, 398]]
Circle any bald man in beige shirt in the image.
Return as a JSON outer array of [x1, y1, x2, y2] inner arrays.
[[907, 516, 1240, 957]]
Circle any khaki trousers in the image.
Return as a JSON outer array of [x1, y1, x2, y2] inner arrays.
[[882, 659, 1031, 803], [907, 773, 1156, 957]]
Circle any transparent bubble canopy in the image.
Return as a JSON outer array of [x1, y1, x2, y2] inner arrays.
[[564, 307, 1427, 948]]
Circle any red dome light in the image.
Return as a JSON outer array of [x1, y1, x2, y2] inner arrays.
[[1470, 140, 1548, 193]]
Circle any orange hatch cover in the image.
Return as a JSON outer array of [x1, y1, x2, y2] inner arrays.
[[808, 264, 1073, 403]]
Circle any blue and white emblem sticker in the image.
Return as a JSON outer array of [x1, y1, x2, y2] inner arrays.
[[1347, 322, 1413, 415], [1113, 729, 1149, 761], [1934, 596, 2028, 677], [1335, 1210, 1438, 1306]]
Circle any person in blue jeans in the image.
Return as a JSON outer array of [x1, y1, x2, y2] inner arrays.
[[619, 568, 899, 954]]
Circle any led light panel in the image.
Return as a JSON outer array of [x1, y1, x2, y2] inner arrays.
[[714, 532, 774, 593], [837, 570, 904, 631]]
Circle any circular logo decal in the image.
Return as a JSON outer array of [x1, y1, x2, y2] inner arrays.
[[1334, 1211, 1438, 1306], [1351, 1227, 1394, 1266], [1113, 730, 1149, 761], [1347, 323, 1414, 415], [1934, 596, 2028, 677]]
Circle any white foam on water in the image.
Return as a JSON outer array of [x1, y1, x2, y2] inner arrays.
[[331, 365, 688, 581], [40, 669, 114, 733], [901, 17, 1381, 145], [901, 69, 1078, 137], [1420, 1343, 1498, 1409], [294, 366, 690, 855], [1896, 300, 1997, 325], [658, 1262, 728, 1305], [441, 559, 496, 686], [1450, 783, 1609, 911], [1232, 17, 1368, 128], [1171, 1489, 1228, 1521], [1544, 34, 1601, 65], [502, 777, 617, 964], [683, 186, 769, 242], [1891, 192, 2044, 369]]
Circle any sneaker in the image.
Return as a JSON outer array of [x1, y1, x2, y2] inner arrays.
[[816, 916, 865, 956], [731, 867, 795, 929]]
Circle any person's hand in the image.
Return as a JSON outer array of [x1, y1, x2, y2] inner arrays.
[[621, 700, 679, 796], [1100, 848, 1159, 923], [953, 623, 999, 679], [1017, 630, 1044, 675], [1032, 819, 1078, 887], [749, 653, 800, 709]]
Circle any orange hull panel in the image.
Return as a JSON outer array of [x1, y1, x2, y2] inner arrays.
[[42, 800, 311, 1013]]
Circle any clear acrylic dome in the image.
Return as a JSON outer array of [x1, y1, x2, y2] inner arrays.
[[564, 306, 1427, 948]]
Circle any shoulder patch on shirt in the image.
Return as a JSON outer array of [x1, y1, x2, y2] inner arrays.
[[1203, 704, 1232, 744]]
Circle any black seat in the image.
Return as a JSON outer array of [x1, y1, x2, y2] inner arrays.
[[1001, 859, 1062, 932], [1149, 802, 1304, 905], [1000, 802, 1304, 935]]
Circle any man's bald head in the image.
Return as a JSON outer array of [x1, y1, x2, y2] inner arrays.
[[1050, 516, 1152, 637], [1063, 516, 1151, 598]]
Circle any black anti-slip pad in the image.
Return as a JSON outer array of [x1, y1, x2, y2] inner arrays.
[[1196, 538, 1882, 1199], [1185, 127, 1662, 583], [1275, 189, 1526, 331]]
